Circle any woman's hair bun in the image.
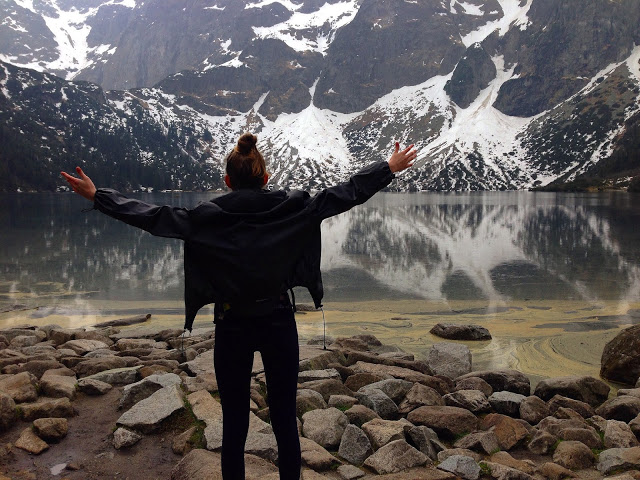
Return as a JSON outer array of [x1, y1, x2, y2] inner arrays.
[[236, 133, 257, 154]]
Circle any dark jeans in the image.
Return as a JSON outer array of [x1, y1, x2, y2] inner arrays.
[[214, 302, 301, 480]]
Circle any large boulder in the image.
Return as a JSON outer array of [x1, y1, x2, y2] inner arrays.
[[443, 390, 490, 413], [19, 397, 74, 421], [547, 395, 595, 419], [39, 374, 77, 400], [601, 325, 640, 385], [455, 370, 530, 396], [407, 406, 478, 440], [355, 388, 398, 420], [117, 384, 185, 433], [552, 441, 595, 470], [301, 407, 348, 449], [480, 414, 528, 451], [73, 357, 130, 377], [533, 376, 610, 407], [82, 366, 141, 385], [32, 417, 68, 441], [488, 391, 527, 417], [363, 439, 428, 474], [359, 379, 413, 404], [430, 323, 491, 341], [338, 424, 373, 465], [119, 373, 182, 410], [519, 396, 550, 425], [361, 418, 407, 450], [597, 447, 640, 475], [15, 427, 49, 454], [407, 426, 444, 460], [604, 420, 640, 448], [60, 339, 110, 355], [427, 343, 472, 379], [300, 437, 341, 471], [344, 404, 380, 427], [437, 454, 481, 480], [398, 383, 444, 414], [454, 431, 500, 455], [596, 396, 640, 422], [0, 371, 38, 403], [296, 389, 327, 418], [350, 361, 449, 394], [0, 393, 17, 431]]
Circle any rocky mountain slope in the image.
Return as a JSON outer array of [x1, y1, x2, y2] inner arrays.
[[1, 0, 639, 192]]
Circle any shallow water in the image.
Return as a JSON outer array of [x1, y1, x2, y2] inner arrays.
[[2, 191, 640, 384]]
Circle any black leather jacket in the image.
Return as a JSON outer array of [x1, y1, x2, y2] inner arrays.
[[93, 161, 395, 330]]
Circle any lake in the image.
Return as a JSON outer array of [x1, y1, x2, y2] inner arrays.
[[2, 191, 639, 384]]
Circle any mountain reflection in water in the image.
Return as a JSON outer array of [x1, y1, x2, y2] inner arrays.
[[1, 191, 639, 308]]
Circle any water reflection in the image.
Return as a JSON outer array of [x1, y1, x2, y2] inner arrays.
[[1, 192, 639, 310]]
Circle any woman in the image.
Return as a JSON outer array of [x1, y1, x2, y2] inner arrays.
[[61, 133, 416, 479]]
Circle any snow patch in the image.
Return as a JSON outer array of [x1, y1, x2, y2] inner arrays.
[[203, 4, 225, 10], [461, 0, 533, 47], [245, 0, 302, 10]]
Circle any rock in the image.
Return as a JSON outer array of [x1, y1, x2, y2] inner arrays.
[[328, 394, 357, 410], [32, 417, 68, 441], [597, 396, 640, 422], [399, 382, 445, 414], [302, 379, 354, 402], [430, 323, 491, 341], [630, 414, 640, 438], [40, 374, 77, 399], [557, 427, 602, 449], [182, 373, 217, 394], [10, 335, 41, 348], [115, 338, 164, 351], [60, 339, 109, 355], [552, 440, 595, 470], [601, 325, 640, 385], [489, 391, 527, 417], [527, 430, 557, 455], [481, 461, 535, 480], [119, 372, 182, 410], [0, 328, 45, 343], [0, 371, 38, 402], [537, 462, 578, 480], [534, 376, 611, 407], [437, 454, 480, 480], [335, 336, 370, 351], [344, 372, 389, 391], [296, 389, 327, 418], [454, 431, 500, 455], [355, 388, 399, 420], [360, 378, 413, 404], [548, 395, 596, 419], [597, 447, 640, 475], [243, 431, 278, 462], [172, 426, 197, 455], [361, 418, 407, 450], [302, 407, 349, 449], [298, 368, 342, 383], [408, 426, 444, 460], [73, 357, 130, 377], [455, 370, 530, 396], [15, 427, 49, 454], [455, 377, 494, 397], [407, 406, 478, 440], [364, 439, 428, 474], [113, 427, 143, 449], [519, 396, 550, 425], [77, 378, 113, 395], [187, 390, 223, 426], [336, 464, 365, 480], [350, 362, 448, 394], [490, 451, 536, 475], [444, 389, 491, 413], [117, 384, 185, 433], [480, 414, 529, 451], [604, 420, 640, 448], [82, 366, 141, 385], [0, 393, 17, 431], [586, 414, 609, 434], [300, 437, 341, 470], [344, 404, 380, 427], [438, 448, 483, 463], [171, 449, 278, 480], [7, 360, 64, 379], [427, 343, 472, 380], [618, 388, 640, 400], [20, 397, 74, 421]]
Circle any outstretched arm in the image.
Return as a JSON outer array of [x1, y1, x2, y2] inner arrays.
[[61, 167, 97, 201], [388, 142, 417, 173]]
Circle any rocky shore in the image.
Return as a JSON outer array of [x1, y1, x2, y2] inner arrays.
[[1, 319, 640, 480]]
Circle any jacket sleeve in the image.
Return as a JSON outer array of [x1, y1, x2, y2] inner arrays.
[[93, 188, 191, 240], [306, 161, 395, 221]]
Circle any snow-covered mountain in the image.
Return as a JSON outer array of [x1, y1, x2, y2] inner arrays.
[[1, 0, 639, 192]]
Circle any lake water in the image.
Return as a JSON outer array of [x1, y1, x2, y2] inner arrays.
[[2, 191, 640, 383]]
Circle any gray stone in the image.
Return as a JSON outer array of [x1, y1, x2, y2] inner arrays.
[[536, 462, 578, 480], [172, 426, 197, 455], [630, 414, 640, 438], [444, 389, 490, 413], [10, 335, 40, 348], [359, 378, 413, 404], [536, 416, 588, 437], [301, 378, 354, 402], [548, 394, 595, 419], [119, 372, 182, 410], [328, 394, 357, 410], [527, 430, 557, 455], [481, 461, 535, 480], [0, 371, 38, 402], [180, 351, 216, 378], [618, 388, 640, 399], [19, 397, 74, 421], [0, 392, 17, 431], [454, 430, 500, 455], [203, 422, 223, 450], [350, 361, 447, 394], [48, 328, 75, 345], [77, 378, 113, 395], [437, 454, 480, 480], [407, 406, 478, 440], [296, 389, 327, 418], [244, 431, 278, 462], [481, 414, 529, 451], [552, 440, 595, 470], [519, 396, 550, 425], [430, 323, 491, 341], [115, 338, 165, 351], [344, 404, 380, 427], [455, 370, 530, 396], [344, 372, 389, 391], [40, 374, 77, 399], [534, 375, 610, 407], [117, 384, 185, 433], [83, 366, 141, 385], [604, 420, 640, 448], [298, 368, 341, 383], [355, 388, 399, 420], [597, 396, 640, 422], [112, 427, 143, 449], [32, 417, 68, 441], [407, 425, 444, 460], [15, 427, 49, 454], [0, 328, 45, 343], [428, 342, 472, 379], [557, 427, 602, 449], [60, 339, 109, 355], [438, 448, 483, 463], [489, 391, 527, 417], [188, 389, 224, 426], [489, 451, 536, 475], [4, 359, 64, 379], [597, 447, 640, 475], [336, 464, 365, 480], [302, 407, 348, 449], [398, 382, 445, 414], [455, 377, 493, 397], [361, 418, 407, 450], [601, 324, 640, 386], [300, 437, 341, 470], [364, 439, 428, 474], [74, 356, 131, 377]]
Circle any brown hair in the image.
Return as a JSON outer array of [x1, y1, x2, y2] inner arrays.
[[225, 133, 267, 189]]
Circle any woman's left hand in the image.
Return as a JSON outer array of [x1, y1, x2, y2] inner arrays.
[[61, 167, 97, 201]]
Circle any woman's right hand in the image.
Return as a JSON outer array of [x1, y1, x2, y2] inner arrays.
[[388, 142, 418, 173], [61, 167, 97, 201]]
